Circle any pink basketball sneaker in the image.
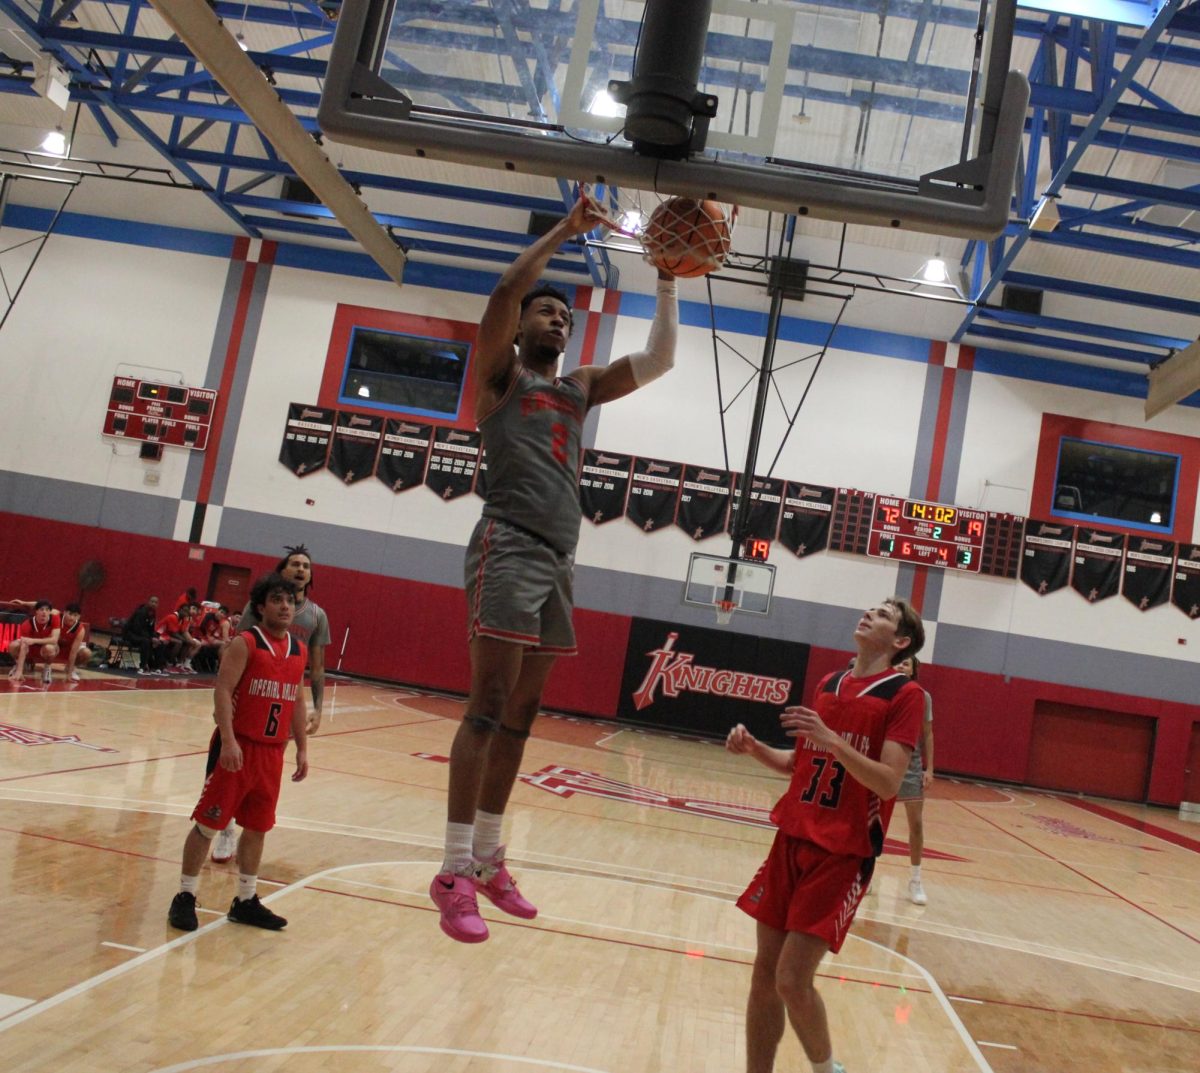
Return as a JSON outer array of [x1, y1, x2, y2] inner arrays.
[[473, 846, 538, 919], [429, 872, 489, 943]]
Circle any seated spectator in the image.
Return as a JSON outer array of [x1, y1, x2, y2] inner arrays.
[[123, 596, 167, 676], [158, 603, 200, 674], [8, 600, 60, 684], [193, 606, 231, 672], [58, 603, 93, 682]]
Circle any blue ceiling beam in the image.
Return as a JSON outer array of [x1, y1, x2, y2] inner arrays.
[[955, 1, 1190, 343], [1004, 270, 1200, 317], [1032, 225, 1200, 270], [964, 324, 1164, 365], [1066, 170, 1200, 213], [0, 0, 260, 236], [975, 306, 1191, 350]]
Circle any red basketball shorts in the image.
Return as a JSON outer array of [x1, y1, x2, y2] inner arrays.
[[736, 830, 874, 954], [192, 738, 286, 834]]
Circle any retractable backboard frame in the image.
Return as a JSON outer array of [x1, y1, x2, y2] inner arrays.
[[318, 0, 1029, 239]]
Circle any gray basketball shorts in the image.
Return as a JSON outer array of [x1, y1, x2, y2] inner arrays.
[[897, 749, 924, 802], [464, 517, 577, 655]]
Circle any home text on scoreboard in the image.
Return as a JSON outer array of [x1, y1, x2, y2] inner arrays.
[[868, 495, 987, 571], [102, 377, 218, 451]]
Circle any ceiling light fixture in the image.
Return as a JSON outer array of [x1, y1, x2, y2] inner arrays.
[[587, 89, 624, 119], [41, 127, 67, 156], [917, 256, 950, 285]]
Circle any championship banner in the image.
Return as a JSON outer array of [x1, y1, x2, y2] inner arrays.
[[579, 449, 632, 524], [425, 426, 481, 499], [778, 481, 834, 557], [1122, 536, 1174, 611], [1069, 527, 1125, 602], [279, 403, 334, 477], [676, 464, 733, 540], [727, 474, 784, 541], [1020, 519, 1075, 595], [617, 617, 805, 745], [626, 457, 682, 533], [1171, 543, 1200, 619], [328, 411, 383, 484], [474, 448, 489, 500], [376, 418, 431, 492]]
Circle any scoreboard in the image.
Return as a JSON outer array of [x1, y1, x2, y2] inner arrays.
[[102, 377, 217, 451], [868, 495, 987, 571]]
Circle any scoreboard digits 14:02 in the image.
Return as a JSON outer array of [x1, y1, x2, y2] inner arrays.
[[868, 495, 987, 571]]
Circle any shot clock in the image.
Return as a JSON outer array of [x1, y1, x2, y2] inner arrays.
[[868, 495, 987, 571]]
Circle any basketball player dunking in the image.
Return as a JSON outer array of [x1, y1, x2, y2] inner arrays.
[[725, 599, 925, 1073], [431, 193, 680, 942]]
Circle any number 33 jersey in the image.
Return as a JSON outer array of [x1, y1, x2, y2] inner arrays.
[[771, 670, 924, 858], [231, 627, 308, 744], [479, 368, 588, 556]]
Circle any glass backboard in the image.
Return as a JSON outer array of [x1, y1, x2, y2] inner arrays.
[[318, 0, 1029, 238], [684, 552, 776, 618]]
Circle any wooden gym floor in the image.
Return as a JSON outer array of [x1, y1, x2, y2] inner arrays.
[[0, 670, 1196, 1073]]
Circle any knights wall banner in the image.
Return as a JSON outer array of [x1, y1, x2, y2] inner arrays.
[[617, 617, 807, 745]]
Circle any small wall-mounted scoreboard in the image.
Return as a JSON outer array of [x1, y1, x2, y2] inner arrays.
[[102, 377, 218, 451], [868, 494, 987, 571]]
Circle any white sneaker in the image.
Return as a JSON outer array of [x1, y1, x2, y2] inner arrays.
[[68, 669, 80, 682], [908, 878, 928, 906], [211, 825, 239, 863]]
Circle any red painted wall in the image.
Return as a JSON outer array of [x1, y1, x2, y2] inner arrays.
[[0, 510, 1191, 805]]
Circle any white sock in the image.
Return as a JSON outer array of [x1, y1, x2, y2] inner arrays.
[[473, 810, 505, 863], [237, 874, 257, 901], [911, 865, 922, 881], [180, 873, 199, 895], [811, 1059, 836, 1073], [442, 821, 474, 875]]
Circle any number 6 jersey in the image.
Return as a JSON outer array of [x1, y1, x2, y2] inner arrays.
[[770, 669, 923, 858], [479, 367, 588, 556], [231, 627, 308, 745]]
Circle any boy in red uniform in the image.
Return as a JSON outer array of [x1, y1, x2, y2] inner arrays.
[[58, 604, 92, 682], [168, 573, 309, 932], [726, 598, 925, 1073], [7, 601, 60, 684]]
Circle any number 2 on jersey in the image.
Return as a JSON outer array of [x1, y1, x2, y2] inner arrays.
[[798, 755, 847, 808]]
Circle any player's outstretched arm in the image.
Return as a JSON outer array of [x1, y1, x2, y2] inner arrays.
[[725, 723, 795, 775], [575, 270, 678, 407], [474, 194, 607, 391]]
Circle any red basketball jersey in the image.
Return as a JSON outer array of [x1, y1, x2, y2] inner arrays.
[[19, 613, 61, 641], [770, 669, 923, 858], [230, 626, 307, 745], [59, 617, 87, 647]]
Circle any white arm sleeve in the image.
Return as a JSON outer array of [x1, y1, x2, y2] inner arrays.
[[627, 277, 678, 387]]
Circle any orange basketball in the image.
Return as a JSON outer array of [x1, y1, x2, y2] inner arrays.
[[643, 197, 731, 278]]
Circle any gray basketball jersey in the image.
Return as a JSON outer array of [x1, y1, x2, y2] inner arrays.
[[240, 595, 330, 650], [480, 367, 587, 555]]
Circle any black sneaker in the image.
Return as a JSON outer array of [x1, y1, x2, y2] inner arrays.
[[228, 894, 287, 930], [168, 891, 198, 931]]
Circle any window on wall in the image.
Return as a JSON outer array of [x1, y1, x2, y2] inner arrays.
[[339, 328, 469, 421], [1052, 437, 1180, 533]]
